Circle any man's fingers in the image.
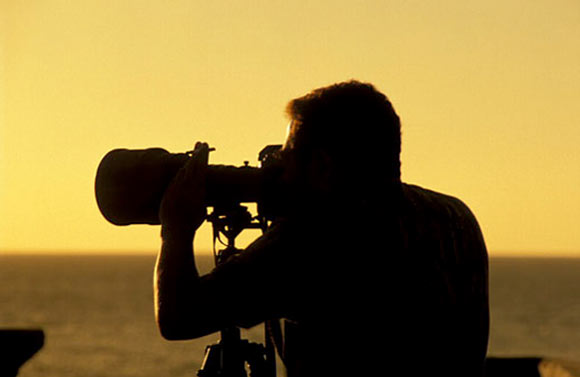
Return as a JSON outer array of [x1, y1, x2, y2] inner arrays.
[[159, 143, 210, 228], [182, 142, 210, 184], [195, 142, 210, 166]]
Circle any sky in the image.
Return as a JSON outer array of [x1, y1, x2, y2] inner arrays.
[[1, 0, 579, 256]]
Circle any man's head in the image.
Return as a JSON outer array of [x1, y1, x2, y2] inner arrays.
[[281, 81, 401, 201]]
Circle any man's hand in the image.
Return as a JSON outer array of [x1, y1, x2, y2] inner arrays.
[[158, 142, 210, 237]]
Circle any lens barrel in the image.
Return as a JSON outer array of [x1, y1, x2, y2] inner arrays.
[[95, 148, 264, 225]]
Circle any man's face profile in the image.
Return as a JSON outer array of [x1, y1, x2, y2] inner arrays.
[[278, 120, 303, 190], [278, 119, 334, 201]]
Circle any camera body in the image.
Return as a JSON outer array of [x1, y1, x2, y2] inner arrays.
[[94, 145, 283, 226]]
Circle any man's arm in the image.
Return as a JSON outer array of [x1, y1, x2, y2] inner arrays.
[[154, 143, 216, 340], [154, 230, 209, 340], [153, 142, 292, 340]]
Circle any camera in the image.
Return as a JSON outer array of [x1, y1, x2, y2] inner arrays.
[[94, 144, 283, 226], [95, 144, 284, 377]]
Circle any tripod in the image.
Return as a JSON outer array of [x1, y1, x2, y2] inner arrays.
[[197, 204, 277, 377]]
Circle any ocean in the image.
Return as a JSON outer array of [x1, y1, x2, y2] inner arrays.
[[1, 254, 580, 377]]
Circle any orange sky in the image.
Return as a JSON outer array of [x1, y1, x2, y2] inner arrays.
[[1, 1, 579, 256]]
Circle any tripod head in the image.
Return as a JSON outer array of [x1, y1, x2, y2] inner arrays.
[[207, 204, 268, 265]]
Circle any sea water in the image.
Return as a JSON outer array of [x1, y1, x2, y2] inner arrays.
[[1, 254, 579, 377]]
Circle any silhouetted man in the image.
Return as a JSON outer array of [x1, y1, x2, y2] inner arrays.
[[154, 81, 489, 377]]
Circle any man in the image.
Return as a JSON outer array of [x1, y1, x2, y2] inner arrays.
[[154, 81, 489, 376]]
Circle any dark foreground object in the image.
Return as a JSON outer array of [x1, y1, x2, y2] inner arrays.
[[2, 330, 580, 377], [0, 329, 44, 377], [486, 356, 580, 377]]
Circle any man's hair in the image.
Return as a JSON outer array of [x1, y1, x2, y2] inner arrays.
[[286, 80, 401, 181]]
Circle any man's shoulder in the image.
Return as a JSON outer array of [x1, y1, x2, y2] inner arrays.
[[400, 183, 478, 222], [401, 182, 467, 206], [399, 183, 486, 252]]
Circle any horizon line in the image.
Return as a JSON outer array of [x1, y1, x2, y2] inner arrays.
[[2, 248, 580, 258]]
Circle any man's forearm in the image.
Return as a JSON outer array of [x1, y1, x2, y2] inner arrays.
[[154, 227, 200, 340]]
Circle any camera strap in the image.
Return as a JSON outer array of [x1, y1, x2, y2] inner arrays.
[[266, 319, 287, 367]]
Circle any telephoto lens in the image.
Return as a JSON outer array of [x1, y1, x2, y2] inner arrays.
[[95, 145, 282, 225]]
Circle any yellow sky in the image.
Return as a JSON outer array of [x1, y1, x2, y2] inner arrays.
[[1, 0, 579, 256]]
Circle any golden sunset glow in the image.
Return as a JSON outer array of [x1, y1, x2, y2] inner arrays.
[[1, 1, 579, 256]]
